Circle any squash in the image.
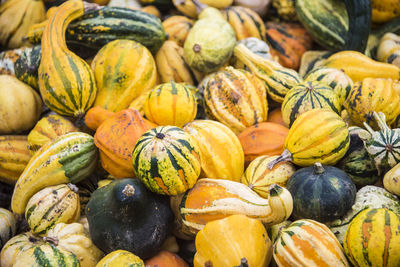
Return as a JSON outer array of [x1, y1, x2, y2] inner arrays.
[[241, 155, 296, 198], [273, 219, 350, 267], [96, 250, 144, 267], [0, 75, 42, 134], [171, 178, 293, 237], [139, 0, 171, 10], [0, 208, 16, 250], [234, 0, 270, 16], [238, 122, 288, 165], [183, 1, 236, 73], [38, 0, 98, 118], [268, 109, 350, 168], [172, 0, 233, 18], [267, 109, 285, 126], [25, 183, 80, 235], [91, 39, 157, 112], [377, 33, 400, 68], [203, 67, 268, 134], [298, 50, 333, 77], [281, 81, 341, 127], [144, 82, 197, 127], [372, 0, 400, 23], [0, 48, 22, 76], [271, 0, 296, 21], [145, 251, 188, 267], [132, 126, 201, 195], [84, 106, 114, 131], [186, 84, 206, 119], [365, 17, 400, 59], [27, 114, 78, 155], [162, 16, 194, 47], [304, 67, 353, 107], [323, 51, 400, 82], [233, 38, 273, 67], [221, 6, 266, 42], [384, 162, 400, 197], [344, 208, 400, 267], [194, 215, 272, 267], [183, 120, 244, 182], [287, 163, 356, 222], [11, 132, 98, 215], [86, 178, 174, 259], [94, 108, 156, 178], [0, 135, 31, 185]]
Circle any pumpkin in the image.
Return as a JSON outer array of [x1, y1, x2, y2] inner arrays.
[[0, 208, 16, 250], [0, 75, 42, 134], [38, 0, 97, 118], [194, 215, 272, 267], [96, 250, 144, 267], [144, 82, 197, 127], [27, 114, 78, 155], [183, 120, 244, 182], [203, 66, 268, 134], [282, 81, 341, 127], [241, 155, 296, 198], [132, 126, 201, 195], [383, 162, 400, 197], [94, 108, 156, 178], [273, 219, 350, 267], [91, 39, 157, 112], [238, 122, 288, 165], [145, 251, 188, 267], [344, 208, 400, 267], [84, 106, 114, 131], [162, 15, 194, 47]]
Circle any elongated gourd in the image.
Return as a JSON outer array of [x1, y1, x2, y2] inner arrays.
[[38, 0, 98, 118]]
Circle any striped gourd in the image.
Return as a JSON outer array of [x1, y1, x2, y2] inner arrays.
[[91, 39, 157, 112], [304, 67, 353, 107], [273, 219, 350, 267], [11, 132, 98, 215], [96, 250, 144, 267], [28, 114, 78, 155], [0, 135, 31, 185], [38, 0, 97, 118], [183, 120, 244, 182], [162, 15, 194, 47], [221, 6, 267, 41], [25, 184, 80, 236], [132, 126, 201, 195], [172, 178, 293, 237], [268, 109, 350, 168], [344, 208, 400, 267], [241, 155, 296, 198], [384, 163, 400, 197], [281, 81, 341, 127], [144, 82, 197, 127], [233, 42, 302, 103], [0, 208, 16, 250], [203, 66, 268, 134]]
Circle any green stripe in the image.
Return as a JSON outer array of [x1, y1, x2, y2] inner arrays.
[[34, 246, 52, 266]]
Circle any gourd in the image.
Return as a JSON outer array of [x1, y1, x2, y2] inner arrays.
[[234, 0, 270, 17], [96, 250, 144, 267], [372, 0, 400, 23], [344, 208, 400, 267], [365, 17, 400, 59], [91, 39, 157, 112], [271, 0, 296, 21], [183, 120, 244, 182], [287, 163, 356, 222], [203, 67, 268, 134], [0, 135, 31, 185], [377, 33, 400, 68], [84, 106, 115, 131], [94, 108, 156, 178], [298, 50, 333, 77], [144, 82, 197, 127], [162, 16, 194, 47], [267, 109, 285, 126], [0, 75, 42, 134], [11, 132, 98, 215], [237, 122, 288, 165], [25, 184, 80, 235], [139, 0, 171, 10], [281, 81, 341, 127], [273, 219, 350, 267], [86, 178, 174, 259], [27, 114, 78, 155], [0, 208, 16, 250], [132, 126, 201, 196], [172, 0, 233, 18], [241, 155, 296, 198], [183, 0, 236, 73], [145, 251, 188, 267], [38, 0, 98, 118], [194, 215, 272, 267], [384, 163, 400, 196], [0, 48, 22, 76], [268, 109, 350, 168]]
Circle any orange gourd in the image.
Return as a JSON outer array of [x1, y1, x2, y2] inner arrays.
[[267, 109, 286, 126], [144, 251, 188, 267], [84, 106, 114, 131]]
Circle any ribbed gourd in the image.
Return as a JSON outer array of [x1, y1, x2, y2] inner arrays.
[[203, 67, 268, 134], [38, 0, 98, 118], [162, 15, 194, 47], [377, 33, 400, 68], [0, 208, 16, 250], [96, 250, 144, 267], [92, 39, 157, 112], [172, 0, 233, 18], [281, 81, 341, 127]]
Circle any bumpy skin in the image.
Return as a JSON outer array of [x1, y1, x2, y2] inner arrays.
[[372, 0, 400, 23]]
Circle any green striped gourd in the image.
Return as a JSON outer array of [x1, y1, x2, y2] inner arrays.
[[281, 81, 341, 127], [25, 184, 80, 236], [11, 132, 98, 215], [132, 126, 201, 196], [0, 208, 16, 250]]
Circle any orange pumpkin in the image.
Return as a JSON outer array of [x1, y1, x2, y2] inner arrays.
[[94, 109, 157, 178], [267, 109, 286, 126], [144, 251, 188, 267], [238, 122, 289, 165], [84, 106, 115, 131]]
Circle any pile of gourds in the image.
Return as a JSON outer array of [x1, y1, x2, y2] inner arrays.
[[2, 0, 400, 266]]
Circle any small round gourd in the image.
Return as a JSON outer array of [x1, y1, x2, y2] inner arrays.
[[96, 250, 144, 267], [145, 251, 188, 267], [0, 208, 16, 250], [144, 82, 197, 127], [384, 163, 400, 197]]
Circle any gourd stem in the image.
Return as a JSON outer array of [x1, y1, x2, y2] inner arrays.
[[67, 183, 79, 193], [191, 0, 207, 14], [374, 111, 390, 132], [83, 1, 102, 13], [269, 184, 283, 197], [234, 258, 249, 267], [362, 121, 375, 135], [122, 184, 135, 197], [43, 236, 59, 246], [313, 162, 325, 174], [267, 149, 292, 170]]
